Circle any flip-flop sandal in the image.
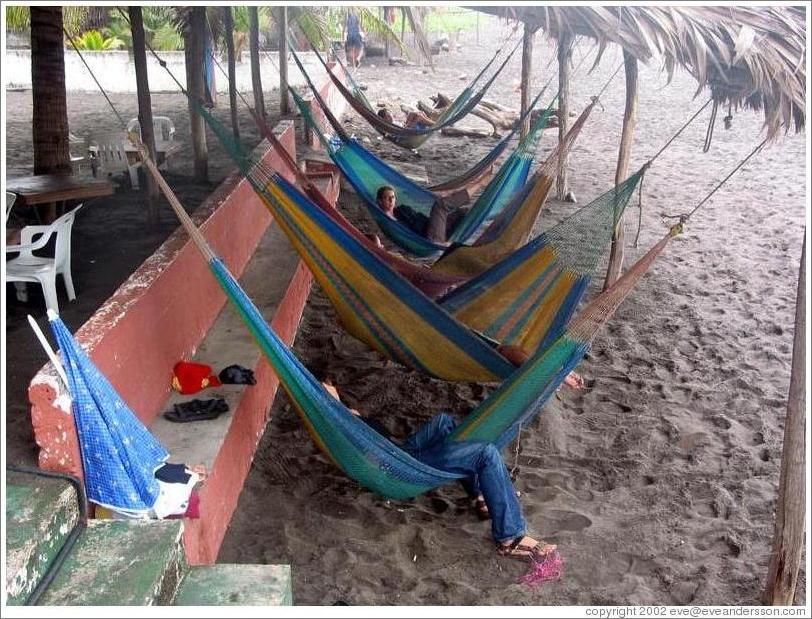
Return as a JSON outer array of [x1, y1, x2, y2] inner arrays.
[[472, 497, 490, 521], [497, 536, 557, 560], [164, 398, 229, 423]]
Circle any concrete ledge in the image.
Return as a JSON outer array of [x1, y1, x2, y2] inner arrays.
[[174, 564, 292, 606], [151, 223, 312, 564], [29, 123, 297, 479]]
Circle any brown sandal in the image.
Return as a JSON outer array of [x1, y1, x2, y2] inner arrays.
[[497, 536, 557, 560], [472, 496, 490, 521]]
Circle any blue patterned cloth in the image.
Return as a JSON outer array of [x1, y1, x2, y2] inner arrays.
[[49, 317, 168, 516]]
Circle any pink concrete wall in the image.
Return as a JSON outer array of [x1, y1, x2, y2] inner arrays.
[[29, 124, 297, 479], [183, 262, 314, 564]]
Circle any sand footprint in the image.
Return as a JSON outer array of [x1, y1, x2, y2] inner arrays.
[[537, 508, 593, 535]]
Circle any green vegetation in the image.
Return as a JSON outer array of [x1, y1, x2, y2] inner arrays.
[[71, 29, 124, 51], [424, 7, 479, 36]]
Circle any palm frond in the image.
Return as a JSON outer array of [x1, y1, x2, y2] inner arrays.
[[476, 6, 805, 136]]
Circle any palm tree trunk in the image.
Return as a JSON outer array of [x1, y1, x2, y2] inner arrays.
[[129, 6, 158, 223], [278, 6, 289, 116], [30, 6, 70, 176], [249, 7, 266, 120], [223, 7, 240, 142], [184, 6, 208, 183], [604, 50, 638, 290]]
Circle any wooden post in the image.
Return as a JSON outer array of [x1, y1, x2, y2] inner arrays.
[[129, 7, 158, 223], [223, 7, 240, 142], [556, 32, 572, 200], [603, 49, 638, 289], [763, 233, 806, 605], [278, 6, 290, 116], [184, 7, 208, 183], [249, 7, 266, 121], [519, 24, 536, 141]]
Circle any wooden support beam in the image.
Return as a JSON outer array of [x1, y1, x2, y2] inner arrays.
[[556, 33, 573, 200], [603, 49, 638, 289], [223, 7, 240, 143], [184, 6, 208, 183], [519, 24, 537, 140], [278, 7, 290, 116], [763, 232, 806, 605], [249, 7, 266, 121], [129, 6, 158, 223]]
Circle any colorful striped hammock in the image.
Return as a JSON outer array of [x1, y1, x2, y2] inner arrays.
[[195, 101, 647, 382]]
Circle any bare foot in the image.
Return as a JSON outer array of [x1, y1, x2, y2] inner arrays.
[[557, 371, 585, 392], [189, 464, 208, 482]]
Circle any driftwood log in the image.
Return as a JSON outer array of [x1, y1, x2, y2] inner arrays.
[[415, 92, 559, 138]]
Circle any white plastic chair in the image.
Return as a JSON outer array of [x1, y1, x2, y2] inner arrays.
[[88, 132, 141, 189], [126, 116, 176, 142], [68, 132, 88, 173], [5, 192, 16, 223], [126, 116, 177, 170], [6, 204, 83, 312]]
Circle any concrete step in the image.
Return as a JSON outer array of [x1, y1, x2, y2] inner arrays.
[[37, 519, 185, 606], [5, 470, 81, 605], [173, 564, 293, 606]]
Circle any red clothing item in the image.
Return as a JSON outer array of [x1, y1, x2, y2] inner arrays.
[[171, 361, 222, 395]]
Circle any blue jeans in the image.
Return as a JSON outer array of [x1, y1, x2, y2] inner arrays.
[[402, 413, 526, 543]]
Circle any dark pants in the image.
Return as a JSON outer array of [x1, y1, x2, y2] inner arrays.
[[426, 202, 470, 243]]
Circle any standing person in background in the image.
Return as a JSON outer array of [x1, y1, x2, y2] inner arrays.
[[343, 9, 365, 68]]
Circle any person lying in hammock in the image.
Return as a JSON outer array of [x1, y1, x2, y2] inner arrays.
[[377, 107, 435, 130], [320, 372, 558, 561], [376, 185, 468, 244]]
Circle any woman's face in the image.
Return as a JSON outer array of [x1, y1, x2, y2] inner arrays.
[[378, 189, 397, 214]]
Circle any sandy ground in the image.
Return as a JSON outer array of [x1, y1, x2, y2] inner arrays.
[[5, 21, 807, 607]]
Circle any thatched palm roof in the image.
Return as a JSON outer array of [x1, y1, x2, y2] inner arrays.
[[476, 6, 806, 137]]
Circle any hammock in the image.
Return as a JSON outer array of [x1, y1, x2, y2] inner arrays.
[[293, 88, 554, 257], [302, 37, 522, 149], [194, 102, 645, 381], [289, 47, 558, 256], [331, 45, 543, 196], [294, 82, 597, 263]]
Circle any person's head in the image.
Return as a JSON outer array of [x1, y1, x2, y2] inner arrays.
[[377, 108, 394, 124], [376, 185, 397, 215]]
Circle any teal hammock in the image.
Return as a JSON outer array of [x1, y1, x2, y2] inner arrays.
[[301, 36, 522, 149], [203, 224, 678, 500], [289, 47, 555, 256]]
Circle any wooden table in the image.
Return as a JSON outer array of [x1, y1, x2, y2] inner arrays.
[[7, 173, 115, 222]]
